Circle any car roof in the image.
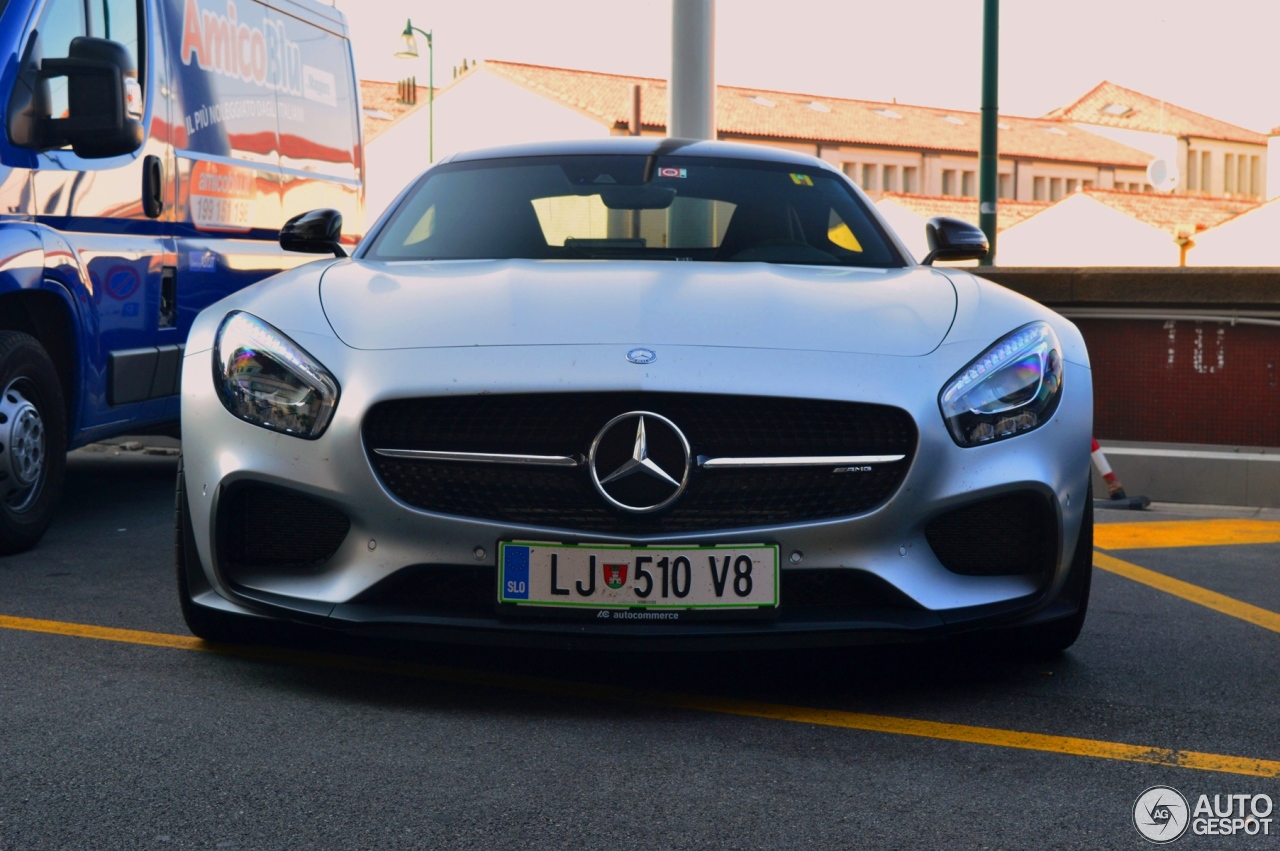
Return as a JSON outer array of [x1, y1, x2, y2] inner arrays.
[[442, 137, 841, 171]]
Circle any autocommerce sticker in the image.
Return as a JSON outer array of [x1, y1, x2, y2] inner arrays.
[[189, 160, 257, 232]]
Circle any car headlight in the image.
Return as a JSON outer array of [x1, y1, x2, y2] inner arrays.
[[213, 311, 339, 439], [939, 321, 1063, 447]]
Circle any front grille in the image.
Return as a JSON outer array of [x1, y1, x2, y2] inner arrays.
[[350, 564, 494, 615], [781, 569, 924, 610], [364, 393, 917, 533], [924, 491, 1056, 577], [218, 481, 351, 569]]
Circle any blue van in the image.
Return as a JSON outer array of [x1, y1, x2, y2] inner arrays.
[[0, 0, 363, 552]]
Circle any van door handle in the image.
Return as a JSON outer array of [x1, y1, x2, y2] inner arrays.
[[142, 154, 164, 218]]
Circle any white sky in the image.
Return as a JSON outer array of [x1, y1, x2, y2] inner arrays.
[[332, 0, 1280, 134]]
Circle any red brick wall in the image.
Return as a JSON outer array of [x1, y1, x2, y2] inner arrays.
[[1078, 318, 1280, 447]]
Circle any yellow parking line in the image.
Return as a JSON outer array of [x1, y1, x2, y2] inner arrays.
[[1093, 551, 1280, 634], [1095, 518, 1280, 551], [2, 612, 1278, 778]]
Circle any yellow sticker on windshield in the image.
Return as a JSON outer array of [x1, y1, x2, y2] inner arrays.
[[790, 173, 814, 186], [828, 222, 863, 252]]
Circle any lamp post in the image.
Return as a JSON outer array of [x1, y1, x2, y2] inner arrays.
[[394, 19, 433, 162]]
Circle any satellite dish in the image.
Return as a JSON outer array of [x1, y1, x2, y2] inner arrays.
[[1146, 158, 1179, 193]]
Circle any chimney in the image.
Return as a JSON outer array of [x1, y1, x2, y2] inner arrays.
[[629, 84, 642, 136]]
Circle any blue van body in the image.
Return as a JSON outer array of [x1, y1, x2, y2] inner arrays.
[[0, 0, 363, 551]]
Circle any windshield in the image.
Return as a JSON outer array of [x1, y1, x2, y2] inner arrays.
[[364, 154, 907, 267]]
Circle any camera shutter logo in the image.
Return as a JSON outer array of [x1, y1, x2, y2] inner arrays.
[[1133, 786, 1190, 843]]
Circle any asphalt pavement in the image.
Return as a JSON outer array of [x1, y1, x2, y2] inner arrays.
[[0, 444, 1277, 849]]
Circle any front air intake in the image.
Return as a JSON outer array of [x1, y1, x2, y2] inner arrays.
[[924, 491, 1056, 578], [218, 481, 350, 570]]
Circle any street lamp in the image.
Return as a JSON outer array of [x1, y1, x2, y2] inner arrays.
[[394, 19, 433, 162]]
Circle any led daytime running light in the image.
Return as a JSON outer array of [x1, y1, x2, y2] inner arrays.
[[939, 321, 1063, 447]]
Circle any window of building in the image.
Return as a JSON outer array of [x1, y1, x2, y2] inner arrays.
[[1187, 152, 1199, 191], [1238, 156, 1249, 198], [942, 170, 957, 196], [1252, 156, 1262, 196], [997, 173, 1013, 199], [1049, 178, 1064, 201], [842, 162, 859, 185], [862, 164, 878, 192], [961, 171, 976, 197], [1224, 154, 1236, 193], [1033, 176, 1046, 201], [902, 166, 918, 194], [882, 165, 898, 193], [1201, 152, 1212, 193], [1082, 180, 1094, 189], [1065, 178, 1079, 194]]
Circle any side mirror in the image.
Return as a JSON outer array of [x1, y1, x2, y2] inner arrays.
[[42, 37, 144, 157], [922, 216, 989, 265], [281, 209, 347, 257]]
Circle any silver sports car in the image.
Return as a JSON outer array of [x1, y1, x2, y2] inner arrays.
[[176, 138, 1093, 654]]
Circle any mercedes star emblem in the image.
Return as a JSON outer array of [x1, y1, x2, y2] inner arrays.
[[626, 347, 657, 365], [588, 411, 691, 513]]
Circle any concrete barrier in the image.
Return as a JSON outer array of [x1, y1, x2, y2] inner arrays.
[[980, 268, 1280, 507]]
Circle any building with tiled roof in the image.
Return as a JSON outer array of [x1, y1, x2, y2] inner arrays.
[[1047, 81, 1268, 199], [364, 60, 1172, 217], [876, 193, 1049, 231], [360, 79, 435, 143], [1077, 188, 1256, 236]]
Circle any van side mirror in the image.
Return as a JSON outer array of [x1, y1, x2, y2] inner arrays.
[[922, 216, 989, 265], [281, 209, 348, 257], [42, 37, 144, 157]]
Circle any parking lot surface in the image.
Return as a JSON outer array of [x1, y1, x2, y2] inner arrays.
[[1, 445, 1277, 849]]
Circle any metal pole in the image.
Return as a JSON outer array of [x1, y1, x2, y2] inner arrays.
[[668, 0, 715, 139], [428, 32, 434, 163], [978, 0, 998, 265]]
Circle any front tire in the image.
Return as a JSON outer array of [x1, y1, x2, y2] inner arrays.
[[0, 331, 66, 555]]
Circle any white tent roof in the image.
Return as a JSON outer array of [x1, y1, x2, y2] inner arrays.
[[995, 193, 1177, 266], [1187, 197, 1280, 266]]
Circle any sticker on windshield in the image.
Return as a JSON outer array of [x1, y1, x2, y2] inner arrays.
[[657, 167, 687, 178], [790, 173, 814, 186]]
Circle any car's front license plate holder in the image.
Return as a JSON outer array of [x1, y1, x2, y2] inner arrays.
[[498, 541, 779, 619]]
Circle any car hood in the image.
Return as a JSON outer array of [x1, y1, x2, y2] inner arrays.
[[319, 260, 956, 356]]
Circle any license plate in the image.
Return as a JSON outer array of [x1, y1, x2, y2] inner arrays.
[[498, 541, 779, 611]]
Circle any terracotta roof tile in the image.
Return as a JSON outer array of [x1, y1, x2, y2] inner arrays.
[[359, 80, 435, 143], [877, 193, 1049, 231], [1047, 81, 1267, 146], [479, 61, 1153, 168], [1079, 187, 1259, 234]]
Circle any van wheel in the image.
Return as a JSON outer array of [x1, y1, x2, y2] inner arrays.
[[175, 458, 268, 644], [0, 332, 66, 555]]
